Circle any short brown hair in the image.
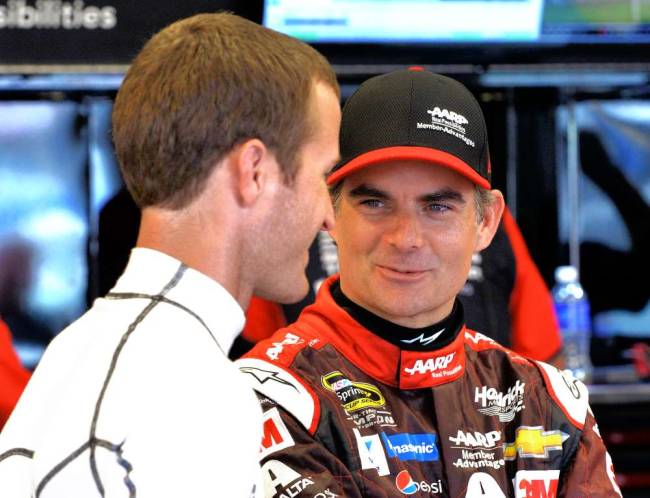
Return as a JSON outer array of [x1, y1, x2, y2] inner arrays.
[[112, 13, 339, 209]]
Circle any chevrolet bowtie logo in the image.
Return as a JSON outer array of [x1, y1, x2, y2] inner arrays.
[[503, 426, 569, 460]]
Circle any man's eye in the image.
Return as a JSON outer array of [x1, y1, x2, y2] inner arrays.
[[361, 199, 384, 208], [426, 203, 450, 213]]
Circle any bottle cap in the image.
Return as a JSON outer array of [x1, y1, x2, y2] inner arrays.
[[555, 265, 578, 284]]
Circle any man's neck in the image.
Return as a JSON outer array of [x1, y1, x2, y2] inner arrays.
[[137, 206, 252, 309], [330, 281, 464, 351]]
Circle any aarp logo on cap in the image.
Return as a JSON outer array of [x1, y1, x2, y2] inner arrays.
[[416, 107, 475, 148], [428, 107, 468, 126]]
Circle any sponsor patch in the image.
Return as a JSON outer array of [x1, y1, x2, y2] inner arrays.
[[237, 358, 317, 432], [260, 408, 295, 460], [453, 449, 505, 470], [535, 361, 589, 428], [260, 460, 339, 498], [395, 470, 443, 495], [404, 353, 455, 376], [346, 407, 397, 430], [261, 460, 314, 498], [266, 332, 304, 361], [465, 472, 506, 498], [449, 430, 501, 449], [514, 470, 559, 498], [503, 426, 568, 461], [353, 428, 390, 476], [417, 107, 475, 148], [381, 432, 439, 462], [322, 371, 385, 412], [474, 380, 525, 422]]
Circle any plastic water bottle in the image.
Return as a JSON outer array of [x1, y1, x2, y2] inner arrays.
[[552, 265, 593, 383]]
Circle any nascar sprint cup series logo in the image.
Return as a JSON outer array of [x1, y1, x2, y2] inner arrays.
[[321, 371, 385, 412], [474, 380, 525, 422]]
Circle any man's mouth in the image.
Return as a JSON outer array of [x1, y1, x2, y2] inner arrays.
[[376, 264, 430, 280]]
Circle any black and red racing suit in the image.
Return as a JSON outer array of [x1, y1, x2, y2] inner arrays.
[[237, 276, 621, 498]]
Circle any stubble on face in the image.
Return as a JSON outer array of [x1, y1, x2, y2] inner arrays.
[[252, 81, 341, 304]]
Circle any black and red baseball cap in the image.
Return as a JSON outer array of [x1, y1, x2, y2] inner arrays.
[[327, 67, 491, 189]]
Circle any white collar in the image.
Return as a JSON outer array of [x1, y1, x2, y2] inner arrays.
[[110, 248, 245, 354]]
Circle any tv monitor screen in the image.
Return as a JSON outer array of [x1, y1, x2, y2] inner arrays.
[[263, 0, 650, 44]]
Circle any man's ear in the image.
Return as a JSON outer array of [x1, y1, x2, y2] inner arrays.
[[228, 138, 278, 207], [475, 190, 505, 252]]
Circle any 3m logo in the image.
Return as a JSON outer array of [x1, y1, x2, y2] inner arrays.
[[260, 408, 295, 459], [266, 332, 303, 361], [503, 426, 568, 461], [514, 470, 559, 498], [404, 353, 455, 376]]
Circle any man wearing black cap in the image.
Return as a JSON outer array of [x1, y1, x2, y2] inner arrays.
[[238, 68, 621, 497]]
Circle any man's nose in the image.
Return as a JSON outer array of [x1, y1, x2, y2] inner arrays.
[[385, 211, 423, 250]]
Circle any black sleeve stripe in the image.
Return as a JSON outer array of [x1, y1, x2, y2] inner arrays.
[[104, 292, 222, 355], [35, 264, 187, 497], [36, 441, 91, 497], [0, 448, 34, 462]]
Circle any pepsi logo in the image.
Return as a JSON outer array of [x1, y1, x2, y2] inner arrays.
[[396, 470, 418, 495], [395, 470, 443, 495]]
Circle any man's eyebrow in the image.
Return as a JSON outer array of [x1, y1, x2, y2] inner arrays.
[[348, 184, 390, 199], [419, 189, 466, 204]]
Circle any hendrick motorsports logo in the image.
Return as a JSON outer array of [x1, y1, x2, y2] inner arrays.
[[0, 1, 117, 29], [321, 371, 385, 412], [474, 380, 525, 422]]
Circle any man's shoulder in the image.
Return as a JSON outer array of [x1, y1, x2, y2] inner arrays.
[[531, 360, 590, 430], [464, 329, 590, 429], [463, 328, 531, 365], [236, 325, 329, 434]]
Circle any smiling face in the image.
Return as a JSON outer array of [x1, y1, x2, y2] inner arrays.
[[330, 160, 503, 328]]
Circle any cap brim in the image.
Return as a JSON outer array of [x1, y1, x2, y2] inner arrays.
[[327, 146, 491, 189]]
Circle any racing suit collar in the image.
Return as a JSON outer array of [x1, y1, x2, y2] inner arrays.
[[303, 275, 466, 389], [330, 280, 463, 352]]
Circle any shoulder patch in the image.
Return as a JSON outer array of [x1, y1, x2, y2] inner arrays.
[[534, 361, 589, 429], [262, 330, 309, 365], [464, 329, 529, 365], [237, 357, 320, 434], [260, 407, 295, 460]]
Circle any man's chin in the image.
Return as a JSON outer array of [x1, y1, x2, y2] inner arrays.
[[257, 274, 310, 305]]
